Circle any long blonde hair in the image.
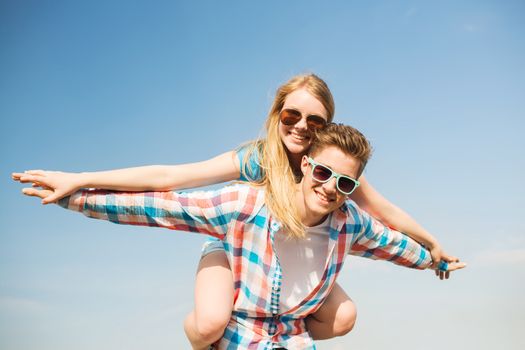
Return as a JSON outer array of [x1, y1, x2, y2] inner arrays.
[[241, 74, 335, 238]]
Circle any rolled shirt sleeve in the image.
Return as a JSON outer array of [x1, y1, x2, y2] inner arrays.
[[348, 205, 447, 271], [57, 186, 243, 239]]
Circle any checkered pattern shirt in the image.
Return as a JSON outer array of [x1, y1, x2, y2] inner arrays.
[[59, 184, 435, 349]]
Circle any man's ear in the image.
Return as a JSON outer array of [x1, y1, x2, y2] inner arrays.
[[300, 155, 309, 176]]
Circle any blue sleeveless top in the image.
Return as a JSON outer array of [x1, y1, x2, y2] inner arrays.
[[236, 144, 263, 182]]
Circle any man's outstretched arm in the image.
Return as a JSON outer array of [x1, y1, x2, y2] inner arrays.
[[347, 204, 466, 274], [21, 185, 244, 239]]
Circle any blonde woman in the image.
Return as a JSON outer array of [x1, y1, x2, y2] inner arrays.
[[13, 74, 457, 350]]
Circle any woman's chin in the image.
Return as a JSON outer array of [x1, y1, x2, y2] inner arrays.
[[283, 140, 310, 155]]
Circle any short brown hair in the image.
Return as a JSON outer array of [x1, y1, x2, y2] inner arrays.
[[309, 123, 372, 177]]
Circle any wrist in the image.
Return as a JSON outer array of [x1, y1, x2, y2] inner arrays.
[[76, 172, 92, 189], [423, 238, 439, 250]]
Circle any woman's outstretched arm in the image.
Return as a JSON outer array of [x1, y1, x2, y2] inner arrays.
[[349, 175, 459, 268], [348, 203, 466, 277], [12, 150, 240, 204]]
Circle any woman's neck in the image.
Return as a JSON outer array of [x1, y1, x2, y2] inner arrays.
[[287, 151, 305, 181]]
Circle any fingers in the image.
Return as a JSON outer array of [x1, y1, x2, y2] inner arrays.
[[41, 192, 61, 204], [11, 172, 24, 181], [18, 174, 45, 184], [433, 259, 466, 280], [442, 253, 460, 263], [21, 188, 54, 202], [12, 170, 48, 182], [13, 174, 39, 184], [12, 169, 45, 177], [25, 169, 47, 176], [436, 270, 450, 280], [447, 261, 467, 272]]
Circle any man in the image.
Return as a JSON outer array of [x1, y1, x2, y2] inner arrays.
[[19, 123, 465, 349]]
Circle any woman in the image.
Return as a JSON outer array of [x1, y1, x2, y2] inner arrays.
[[13, 74, 456, 350]]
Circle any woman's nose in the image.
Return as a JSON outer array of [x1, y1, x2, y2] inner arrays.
[[294, 116, 309, 130]]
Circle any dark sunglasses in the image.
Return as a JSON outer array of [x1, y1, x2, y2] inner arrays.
[[307, 157, 360, 195], [279, 108, 327, 131]]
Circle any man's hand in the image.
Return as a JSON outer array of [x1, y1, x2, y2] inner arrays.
[[435, 259, 467, 280]]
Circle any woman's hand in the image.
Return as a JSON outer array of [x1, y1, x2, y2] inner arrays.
[[12, 170, 82, 204]]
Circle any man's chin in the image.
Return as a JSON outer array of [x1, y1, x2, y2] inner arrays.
[[307, 205, 331, 221]]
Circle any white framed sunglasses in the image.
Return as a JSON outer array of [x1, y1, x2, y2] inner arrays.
[[307, 157, 360, 195]]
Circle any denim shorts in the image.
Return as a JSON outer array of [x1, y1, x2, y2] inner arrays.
[[200, 237, 225, 258]]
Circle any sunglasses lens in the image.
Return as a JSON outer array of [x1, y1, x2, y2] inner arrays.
[[306, 115, 327, 130], [280, 109, 302, 125], [338, 177, 356, 194], [312, 164, 332, 182]]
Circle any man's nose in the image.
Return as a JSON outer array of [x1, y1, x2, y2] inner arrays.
[[322, 177, 337, 194]]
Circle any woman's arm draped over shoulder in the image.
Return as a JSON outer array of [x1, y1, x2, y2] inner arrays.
[[12, 151, 241, 204]]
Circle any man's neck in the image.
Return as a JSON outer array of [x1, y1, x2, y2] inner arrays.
[[294, 183, 327, 227]]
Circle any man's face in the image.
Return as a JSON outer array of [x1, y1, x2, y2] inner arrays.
[[300, 145, 361, 226]]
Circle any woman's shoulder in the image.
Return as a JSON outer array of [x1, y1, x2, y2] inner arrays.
[[236, 140, 264, 182]]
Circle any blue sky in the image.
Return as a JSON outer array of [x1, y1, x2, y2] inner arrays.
[[2, 1, 524, 349]]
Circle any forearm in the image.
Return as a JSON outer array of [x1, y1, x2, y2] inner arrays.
[[352, 228, 434, 270], [79, 165, 205, 191], [374, 203, 438, 248], [77, 151, 240, 192], [57, 189, 232, 238], [349, 206, 447, 271]]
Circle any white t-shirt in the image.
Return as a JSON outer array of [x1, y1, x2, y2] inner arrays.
[[274, 218, 331, 311]]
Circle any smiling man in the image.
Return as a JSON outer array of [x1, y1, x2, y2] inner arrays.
[[18, 123, 465, 349]]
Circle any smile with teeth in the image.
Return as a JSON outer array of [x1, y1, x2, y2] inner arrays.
[[289, 131, 309, 142], [314, 190, 333, 203]]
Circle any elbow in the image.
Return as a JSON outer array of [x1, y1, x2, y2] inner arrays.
[[149, 166, 177, 191]]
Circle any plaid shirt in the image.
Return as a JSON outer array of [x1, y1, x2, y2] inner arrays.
[[59, 184, 436, 349]]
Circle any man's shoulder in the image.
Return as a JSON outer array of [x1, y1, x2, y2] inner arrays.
[[225, 182, 264, 195], [222, 183, 266, 207], [180, 183, 264, 203], [223, 183, 267, 222], [335, 199, 369, 224]]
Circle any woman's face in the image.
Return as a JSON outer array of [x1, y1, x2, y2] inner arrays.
[[279, 88, 329, 156]]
